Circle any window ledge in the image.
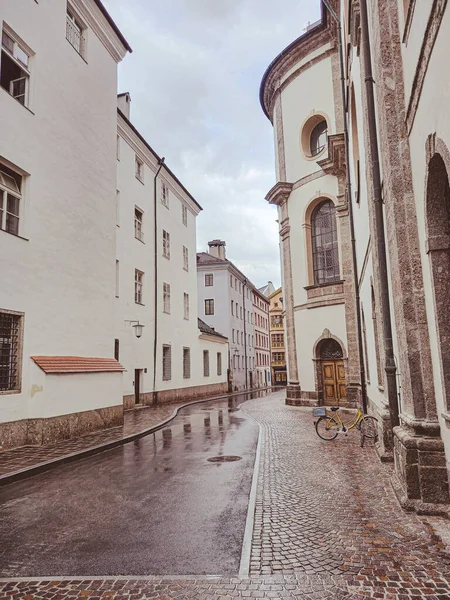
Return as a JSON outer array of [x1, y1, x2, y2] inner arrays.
[[163, 255, 170, 260], [0, 229, 29, 241], [304, 280, 344, 300], [135, 175, 145, 185], [135, 236, 145, 244], [0, 86, 35, 115], [0, 389, 21, 395], [135, 302, 145, 306]]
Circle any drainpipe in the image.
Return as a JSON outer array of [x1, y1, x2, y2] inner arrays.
[[152, 156, 165, 404], [322, 0, 368, 413], [359, 0, 399, 428], [242, 278, 248, 389]]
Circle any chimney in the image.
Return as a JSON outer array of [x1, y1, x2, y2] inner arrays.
[[117, 92, 131, 120], [208, 239, 226, 260]]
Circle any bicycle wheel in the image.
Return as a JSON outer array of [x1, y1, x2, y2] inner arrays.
[[359, 415, 378, 440], [315, 416, 340, 440]]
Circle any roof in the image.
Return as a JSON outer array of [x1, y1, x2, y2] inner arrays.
[[198, 319, 228, 340], [197, 252, 227, 265], [94, 0, 132, 53], [32, 356, 124, 374], [118, 109, 202, 211], [258, 281, 276, 297], [269, 286, 283, 299]]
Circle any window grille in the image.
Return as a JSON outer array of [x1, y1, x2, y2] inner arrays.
[[134, 208, 144, 241], [183, 347, 191, 379], [182, 204, 188, 226], [217, 353, 222, 376], [203, 350, 210, 377], [310, 120, 328, 156], [0, 312, 21, 391], [204, 299, 214, 315], [161, 182, 169, 207], [66, 10, 85, 56], [319, 339, 343, 359], [163, 282, 170, 314], [163, 230, 170, 259], [135, 156, 143, 181], [183, 246, 189, 271], [135, 269, 143, 304], [184, 292, 189, 320], [311, 200, 340, 285], [162, 345, 171, 381], [205, 274, 213, 286]]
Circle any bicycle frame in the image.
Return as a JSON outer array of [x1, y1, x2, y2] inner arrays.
[[327, 407, 364, 432]]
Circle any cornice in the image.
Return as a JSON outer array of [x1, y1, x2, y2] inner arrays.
[[71, 0, 129, 62], [317, 133, 346, 177], [265, 182, 293, 206]]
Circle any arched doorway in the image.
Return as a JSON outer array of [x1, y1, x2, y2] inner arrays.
[[426, 152, 450, 413], [316, 338, 347, 406]]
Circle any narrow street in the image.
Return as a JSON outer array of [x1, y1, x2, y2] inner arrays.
[[1, 390, 450, 598]]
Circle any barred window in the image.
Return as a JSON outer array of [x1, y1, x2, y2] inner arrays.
[[205, 274, 213, 286], [135, 156, 144, 182], [311, 200, 340, 285], [163, 282, 170, 314], [0, 164, 22, 237], [217, 352, 222, 376], [203, 350, 210, 377], [135, 269, 143, 304], [66, 8, 86, 57], [163, 230, 170, 259], [205, 299, 214, 315], [162, 345, 171, 381], [184, 292, 189, 320], [183, 347, 190, 379], [134, 207, 143, 241], [161, 182, 169, 207], [0, 311, 22, 392], [183, 246, 189, 271], [182, 204, 188, 226]]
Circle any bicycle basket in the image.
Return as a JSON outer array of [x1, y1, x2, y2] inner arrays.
[[313, 407, 327, 417]]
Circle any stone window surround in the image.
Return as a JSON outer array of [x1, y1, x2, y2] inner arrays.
[[299, 111, 331, 162], [0, 308, 24, 395]]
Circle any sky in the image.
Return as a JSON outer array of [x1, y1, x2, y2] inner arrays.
[[106, 0, 321, 289]]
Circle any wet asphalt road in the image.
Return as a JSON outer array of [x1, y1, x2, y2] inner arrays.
[[0, 394, 262, 577]]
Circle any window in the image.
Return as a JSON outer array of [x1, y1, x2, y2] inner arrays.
[[163, 230, 170, 259], [0, 164, 22, 237], [231, 300, 234, 315], [217, 353, 222, 376], [162, 345, 171, 381], [135, 156, 144, 182], [272, 352, 285, 363], [161, 182, 169, 207], [230, 275, 233, 287], [183, 347, 191, 379], [116, 190, 120, 226], [134, 208, 144, 242], [203, 350, 210, 377], [114, 339, 119, 361], [184, 292, 189, 320], [236, 303, 239, 319], [205, 274, 213, 286], [1, 28, 31, 107], [272, 333, 284, 347], [183, 245, 189, 271], [116, 135, 120, 161], [115, 260, 119, 298], [311, 200, 340, 284], [310, 120, 328, 156], [240, 307, 243, 319], [182, 204, 188, 226], [0, 311, 22, 392], [163, 282, 170, 314], [135, 269, 143, 304], [205, 299, 214, 315], [232, 329, 235, 343], [66, 8, 85, 56]]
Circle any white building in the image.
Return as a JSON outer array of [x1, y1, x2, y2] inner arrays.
[[197, 240, 256, 391], [116, 96, 228, 408], [252, 287, 270, 388], [0, 0, 131, 450]]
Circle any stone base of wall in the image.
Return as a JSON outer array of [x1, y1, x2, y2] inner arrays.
[[0, 405, 124, 452], [366, 397, 393, 462], [286, 387, 318, 407], [124, 382, 228, 411], [392, 420, 450, 515]]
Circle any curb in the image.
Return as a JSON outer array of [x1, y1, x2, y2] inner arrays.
[[0, 387, 273, 487]]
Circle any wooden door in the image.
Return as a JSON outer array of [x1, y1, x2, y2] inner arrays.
[[134, 369, 141, 405], [321, 360, 347, 406]]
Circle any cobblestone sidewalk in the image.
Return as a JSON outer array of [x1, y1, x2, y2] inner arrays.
[[1, 391, 450, 599]]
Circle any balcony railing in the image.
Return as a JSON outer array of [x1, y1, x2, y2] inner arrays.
[[272, 342, 284, 348], [66, 15, 86, 57]]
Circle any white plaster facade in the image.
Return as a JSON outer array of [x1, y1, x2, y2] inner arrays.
[[252, 288, 270, 388], [197, 241, 256, 392], [0, 0, 130, 449]]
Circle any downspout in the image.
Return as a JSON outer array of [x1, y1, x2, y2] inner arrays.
[[322, 0, 368, 412], [243, 278, 248, 389], [152, 157, 165, 404], [359, 0, 399, 428]]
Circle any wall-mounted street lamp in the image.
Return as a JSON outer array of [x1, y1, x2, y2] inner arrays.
[[125, 320, 144, 338]]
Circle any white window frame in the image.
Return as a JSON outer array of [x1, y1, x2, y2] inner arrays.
[[184, 292, 189, 320], [135, 156, 144, 182], [162, 345, 171, 381], [163, 229, 170, 259], [1, 28, 31, 108], [135, 269, 144, 304], [183, 245, 189, 271], [163, 282, 171, 314], [66, 7, 86, 58], [205, 299, 214, 316], [161, 181, 169, 207], [182, 204, 188, 226], [134, 207, 144, 242], [0, 165, 22, 237]]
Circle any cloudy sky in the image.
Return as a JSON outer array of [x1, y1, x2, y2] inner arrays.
[[106, 0, 321, 289]]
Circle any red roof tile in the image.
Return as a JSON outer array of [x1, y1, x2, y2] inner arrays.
[[31, 356, 124, 374]]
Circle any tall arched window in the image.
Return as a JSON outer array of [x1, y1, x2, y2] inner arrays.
[[311, 200, 340, 285]]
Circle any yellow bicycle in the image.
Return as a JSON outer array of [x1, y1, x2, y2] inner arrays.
[[314, 406, 378, 442]]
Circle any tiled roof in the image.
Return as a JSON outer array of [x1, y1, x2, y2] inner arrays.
[[198, 319, 228, 340], [31, 356, 125, 374], [197, 252, 227, 264]]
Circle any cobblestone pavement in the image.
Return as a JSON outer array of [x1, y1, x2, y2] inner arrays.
[[1, 391, 450, 599], [0, 391, 267, 478]]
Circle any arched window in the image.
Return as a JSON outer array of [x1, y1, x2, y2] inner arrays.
[[319, 338, 343, 359], [310, 120, 328, 156], [311, 200, 340, 285]]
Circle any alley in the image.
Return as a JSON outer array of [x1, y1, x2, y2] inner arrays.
[[1, 390, 450, 598]]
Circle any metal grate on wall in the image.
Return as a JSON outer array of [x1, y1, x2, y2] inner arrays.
[[0, 312, 20, 391]]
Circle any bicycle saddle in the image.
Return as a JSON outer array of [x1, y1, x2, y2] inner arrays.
[[330, 407, 339, 412]]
